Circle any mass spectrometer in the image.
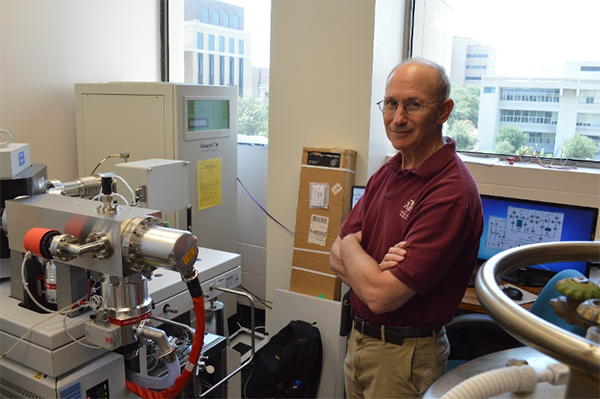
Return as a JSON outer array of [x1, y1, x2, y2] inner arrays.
[[0, 158, 251, 398]]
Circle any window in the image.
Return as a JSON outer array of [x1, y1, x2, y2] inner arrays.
[[580, 90, 600, 104], [501, 88, 560, 103], [197, 53, 203, 84], [173, 0, 271, 140], [500, 110, 554, 125], [219, 55, 225, 85], [239, 58, 244, 96], [577, 114, 600, 127], [209, 54, 214, 85], [435, 0, 600, 161]]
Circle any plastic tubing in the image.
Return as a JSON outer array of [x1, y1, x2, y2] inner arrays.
[[126, 358, 181, 391], [126, 276, 205, 399], [439, 365, 538, 399]]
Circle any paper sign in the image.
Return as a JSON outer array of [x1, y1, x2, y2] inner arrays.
[[308, 214, 329, 246]]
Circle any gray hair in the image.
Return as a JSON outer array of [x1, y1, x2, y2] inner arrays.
[[386, 57, 451, 100]]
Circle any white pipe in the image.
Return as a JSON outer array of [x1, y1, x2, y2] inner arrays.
[[126, 324, 181, 390], [126, 358, 181, 390], [440, 365, 539, 399]]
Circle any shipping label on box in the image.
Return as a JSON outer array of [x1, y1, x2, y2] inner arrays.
[[302, 148, 357, 170], [307, 214, 328, 246], [293, 206, 342, 251], [298, 169, 356, 221], [306, 151, 342, 167], [309, 182, 330, 209]]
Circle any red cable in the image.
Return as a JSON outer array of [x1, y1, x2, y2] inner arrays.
[[126, 296, 206, 398]]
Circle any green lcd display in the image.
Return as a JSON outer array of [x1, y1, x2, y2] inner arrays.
[[186, 99, 229, 132]]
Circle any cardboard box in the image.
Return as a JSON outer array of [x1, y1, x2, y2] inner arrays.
[[290, 147, 356, 299], [293, 148, 356, 250], [290, 267, 342, 301], [293, 205, 342, 252], [292, 248, 331, 275], [298, 148, 357, 217]]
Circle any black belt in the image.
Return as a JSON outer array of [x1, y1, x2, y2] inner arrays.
[[353, 315, 440, 346]]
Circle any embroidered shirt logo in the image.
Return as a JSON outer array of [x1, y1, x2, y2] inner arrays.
[[400, 199, 415, 220]]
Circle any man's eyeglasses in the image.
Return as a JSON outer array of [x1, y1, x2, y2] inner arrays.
[[377, 99, 444, 115]]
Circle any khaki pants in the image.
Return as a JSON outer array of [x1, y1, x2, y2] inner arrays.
[[344, 327, 449, 399]]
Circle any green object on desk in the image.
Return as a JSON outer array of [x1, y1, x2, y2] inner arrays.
[[555, 276, 600, 301]]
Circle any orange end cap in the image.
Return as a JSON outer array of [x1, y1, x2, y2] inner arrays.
[[23, 227, 59, 259]]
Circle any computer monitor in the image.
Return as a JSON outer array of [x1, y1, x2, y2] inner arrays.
[[478, 194, 598, 285], [351, 186, 365, 210]]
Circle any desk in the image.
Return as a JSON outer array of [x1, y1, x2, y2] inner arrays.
[[459, 284, 543, 314]]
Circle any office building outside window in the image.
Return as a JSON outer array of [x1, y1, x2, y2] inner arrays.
[[180, 0, 270, 139], [441, 1, 600, 161]]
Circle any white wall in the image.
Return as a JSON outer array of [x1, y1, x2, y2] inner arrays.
[[237, 143, 269, 306], [265, 0, 451, 322], [0, 0, 160, 181], [266, 0, 379, 318]]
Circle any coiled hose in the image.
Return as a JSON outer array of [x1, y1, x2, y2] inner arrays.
[[126, 276, 205, 399]]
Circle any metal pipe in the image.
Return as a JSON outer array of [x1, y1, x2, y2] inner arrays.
[[151, 315, 196, 338], [60, 240, 106, 257], [476, 241, 600, 392], [199, 286, 256, 398], [133, 323, 176, 363]]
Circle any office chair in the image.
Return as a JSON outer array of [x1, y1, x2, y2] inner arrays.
[[446, 269, 587, 372]]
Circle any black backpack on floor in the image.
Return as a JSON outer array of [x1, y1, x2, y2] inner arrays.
[[242, 320, 323, 398]]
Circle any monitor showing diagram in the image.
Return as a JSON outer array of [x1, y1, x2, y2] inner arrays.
[[478, 195, 598, 277]]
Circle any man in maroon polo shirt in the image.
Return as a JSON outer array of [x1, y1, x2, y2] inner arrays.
[[329, 57, 484, 398]]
